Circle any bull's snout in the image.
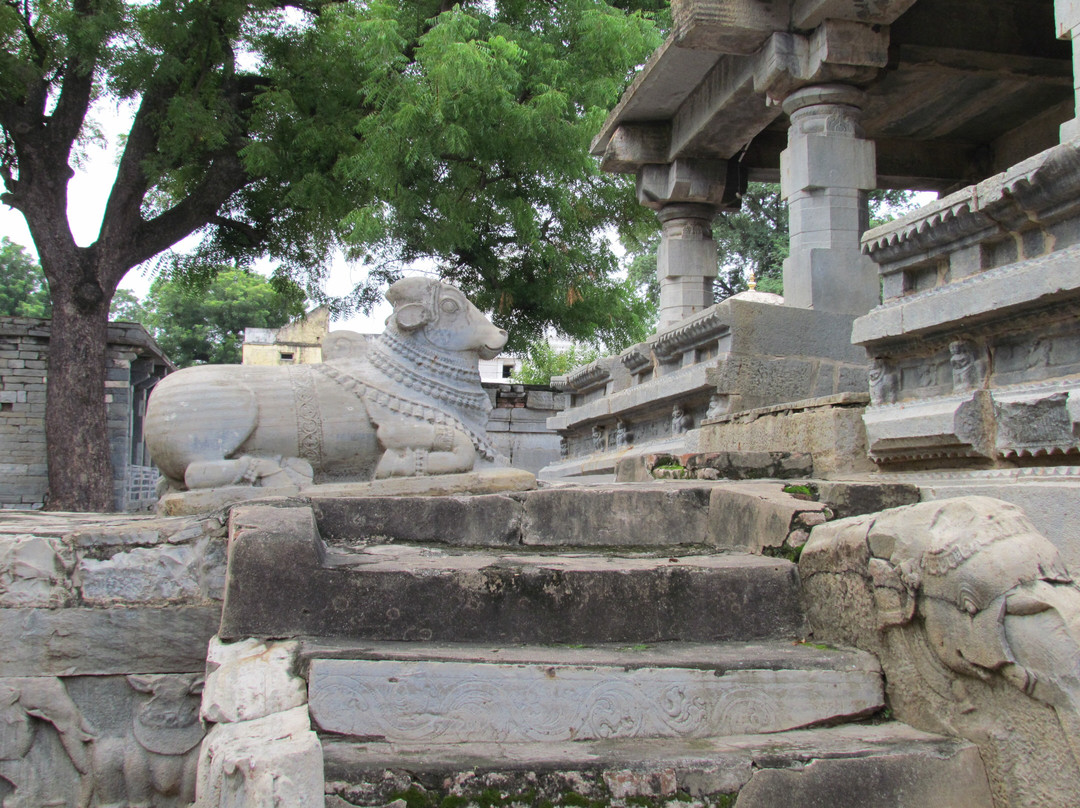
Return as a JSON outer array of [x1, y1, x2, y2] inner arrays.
[[480, 328, 509, 360]]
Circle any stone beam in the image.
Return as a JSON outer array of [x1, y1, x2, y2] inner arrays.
[[590, 37, 720, 158], [670, 21, 888, 161], [792, 0, 918, 30], [896, 45, 1073, 86], [671, 0, 791, 54], [600, 124, 671, 174]]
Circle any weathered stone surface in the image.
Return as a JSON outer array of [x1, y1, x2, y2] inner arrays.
[[708, 483, 828, 552], [79, 543, 202, 604], [615, 452, 813, 482], [201, 637, 306, 724], [323, 723, 989, 807], [0, 606, 220, 676], [157, 486, 301, 517], [0, 534, 74, 607], [814, 481, 921, 520], [697, 399, 874, 475], [195, 705, 323, 808], [146, 279, 510, 497], [521, 485, 711, 546], [801, 497, 1080, 807], [308, 468, 536, 499], [734, 738, 992, 807], [220, 505, 808, 643], [312, 494, 523, 546], [308, 655, 881, 742]]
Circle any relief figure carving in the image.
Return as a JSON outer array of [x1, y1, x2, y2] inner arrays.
[[802, 497, 1080, 805], [0, 677, 94, 808], [868, 357, 899, 405], [950, 339, 988, 392], [89, 674, 205, 808]]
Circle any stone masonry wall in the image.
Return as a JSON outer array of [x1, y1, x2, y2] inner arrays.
[[0, 317, 172, 512], [0, 510, 225, 806], [483, 383, 567, 474]]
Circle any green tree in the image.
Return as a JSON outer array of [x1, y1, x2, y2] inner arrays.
[[512, 340, 600, 385], [108, 288, 147, 323], [141, 268, 305, 367], [0, 0, 662, 510], [0, 236, 50, 316]]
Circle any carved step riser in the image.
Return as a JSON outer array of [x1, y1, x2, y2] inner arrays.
[[309, 659, 883, 744]]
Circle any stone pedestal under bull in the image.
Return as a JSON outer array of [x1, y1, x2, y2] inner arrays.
[[144, 278, 508, 492]]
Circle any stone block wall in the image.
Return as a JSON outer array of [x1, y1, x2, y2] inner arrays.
[[854, 139, 1080, 466], [483, 383, 567, 473], [547, 294, 868, 467], [0, 510, 225, 806], [0, 317, 172, 512]]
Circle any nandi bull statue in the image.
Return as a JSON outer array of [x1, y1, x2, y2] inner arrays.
[[145, 277, 508, 492]]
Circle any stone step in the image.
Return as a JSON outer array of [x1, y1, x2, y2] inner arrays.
[[221, 506, 809, 642], [308, 480, 920, 552], [322, 722, 993, 808], [305, 641, 883, 744]]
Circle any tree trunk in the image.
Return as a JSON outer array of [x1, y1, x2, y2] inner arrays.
[[44, 286, 115, 512]]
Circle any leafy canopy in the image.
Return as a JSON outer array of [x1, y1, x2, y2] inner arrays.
[[0, 237, 50, 317], [1, 0, 664, 348], [512, 340, 600, 385], [139, 268, 306, 367]]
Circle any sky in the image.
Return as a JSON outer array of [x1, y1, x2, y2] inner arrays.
[[0, 100, 394, 333]]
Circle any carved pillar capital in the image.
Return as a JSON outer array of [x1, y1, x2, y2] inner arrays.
[[635, 158, 738, 210]]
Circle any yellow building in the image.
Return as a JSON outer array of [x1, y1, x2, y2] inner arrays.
[[241, 306, 331, 366]]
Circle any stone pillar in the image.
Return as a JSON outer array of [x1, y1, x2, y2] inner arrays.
[[1057, 0, 1080, 141], [780, 84, 879, 315], [636, 159, 732, 330]]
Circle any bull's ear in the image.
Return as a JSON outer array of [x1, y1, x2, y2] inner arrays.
[[394, 302, 431, 331]]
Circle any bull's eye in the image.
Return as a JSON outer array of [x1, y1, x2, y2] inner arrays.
[[440, 298, 460, 314]]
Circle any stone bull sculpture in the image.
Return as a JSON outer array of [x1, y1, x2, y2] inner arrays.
[[91, 674, 205, 808], [801, 496, 1080, 807], [145, 278, 508, 491]]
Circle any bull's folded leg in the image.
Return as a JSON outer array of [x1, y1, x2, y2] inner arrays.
[[374, 420, 476, 478], [183, 456, 314, 490]]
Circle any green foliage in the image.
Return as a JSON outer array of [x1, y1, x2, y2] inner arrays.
[[2, 0, 664, 339], [323, 1, 665, 349], [108, 288, 148, 323], [141, 268, 306, 367], [0, 237, 50, 317], [512, 340, 601, 385]]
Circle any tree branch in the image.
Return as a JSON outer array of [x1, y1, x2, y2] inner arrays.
[[118, 152, 249, 276]]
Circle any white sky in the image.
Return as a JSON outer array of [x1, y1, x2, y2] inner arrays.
[[0, 101, 393, 333]]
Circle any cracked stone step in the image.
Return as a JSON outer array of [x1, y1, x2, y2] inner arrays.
[[220, 506, 809, 643], [322, 722, 993, 807], [304, 641, 884, 744]]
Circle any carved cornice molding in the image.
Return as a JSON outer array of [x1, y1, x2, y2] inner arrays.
[[654, 310, 730, 361], [564, 362, 612, 394], [863, 140, 1080, 266], [621, 348, 653, 375]]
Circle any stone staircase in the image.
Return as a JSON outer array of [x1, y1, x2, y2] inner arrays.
[[219, 483, 994, 807]]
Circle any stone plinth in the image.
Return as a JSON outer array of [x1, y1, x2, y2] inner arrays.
[[854, 139, 1080, 467]]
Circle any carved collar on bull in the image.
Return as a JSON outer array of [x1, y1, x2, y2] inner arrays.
[[319, 328, 500, 463]]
